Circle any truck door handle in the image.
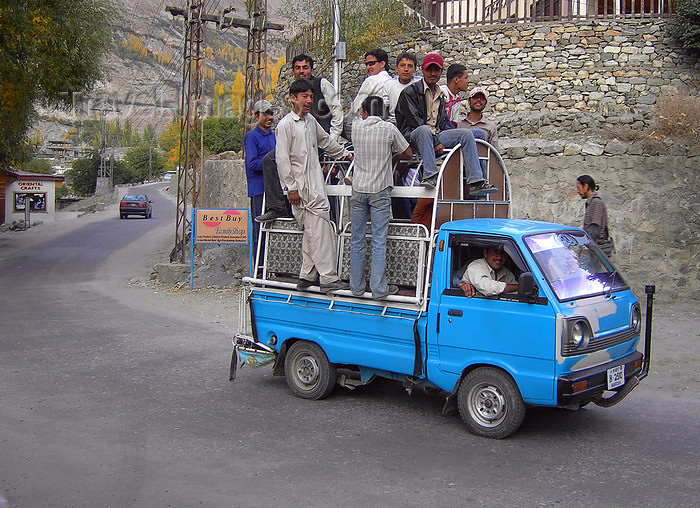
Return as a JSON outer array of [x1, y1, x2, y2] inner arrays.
[[447, 309, 463, 317]]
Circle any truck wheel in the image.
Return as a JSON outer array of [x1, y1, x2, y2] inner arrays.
[[284, 341, 337, 400], [457, 367, 525, 439]]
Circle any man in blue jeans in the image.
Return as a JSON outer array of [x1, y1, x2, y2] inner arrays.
[[395, 53, 497, 195], [350, 95, 413, 300]]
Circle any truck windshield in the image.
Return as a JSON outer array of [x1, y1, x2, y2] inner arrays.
[[524, 231, 628, 301]]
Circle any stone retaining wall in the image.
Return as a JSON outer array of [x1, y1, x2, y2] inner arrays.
[[334, 19, 699, 138], [200, 158, 248, 210], [500, 138, 699, 302]]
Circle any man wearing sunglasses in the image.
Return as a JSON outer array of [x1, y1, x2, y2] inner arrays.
[[351, 48, 392, 116]]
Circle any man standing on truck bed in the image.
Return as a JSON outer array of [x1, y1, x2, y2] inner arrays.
[[395, 53, 496, 195], [276, 79, 353, 294], [350, 95, 412, 300], [459, 247, 517, 297], [256, 54, 344, 223]]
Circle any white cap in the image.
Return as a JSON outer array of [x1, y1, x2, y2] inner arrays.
[[469, 86, 488, 99], [252, 100, 274, 114]]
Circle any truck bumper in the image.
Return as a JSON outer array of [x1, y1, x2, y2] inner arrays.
[[229, 335, 276, 381], [557, 351, 644, 407]]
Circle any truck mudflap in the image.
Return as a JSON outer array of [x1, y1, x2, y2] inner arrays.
[[229, 336, 276, 381]]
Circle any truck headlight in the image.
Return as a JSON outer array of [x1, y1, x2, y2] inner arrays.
[[631, 304, 641, 332], [563, 317, 592, 354], [572, 321, 585, 347]]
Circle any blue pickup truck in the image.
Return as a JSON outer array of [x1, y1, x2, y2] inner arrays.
[[230, 143, 653, 439]]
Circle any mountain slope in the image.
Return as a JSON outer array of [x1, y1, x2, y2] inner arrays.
[[39, 0, 285, 142]]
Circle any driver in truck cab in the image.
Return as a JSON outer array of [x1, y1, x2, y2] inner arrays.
[[459, 246, 518, 297]]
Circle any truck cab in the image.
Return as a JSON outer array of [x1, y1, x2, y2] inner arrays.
[[230, 141, 653, 439]]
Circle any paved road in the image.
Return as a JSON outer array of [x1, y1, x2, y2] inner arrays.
[[1, 184, 699, 507]]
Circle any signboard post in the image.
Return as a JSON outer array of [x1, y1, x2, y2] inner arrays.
[[190, 208, 252, 290]]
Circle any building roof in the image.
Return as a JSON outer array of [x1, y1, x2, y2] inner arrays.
[[2, 168, 65, 182]]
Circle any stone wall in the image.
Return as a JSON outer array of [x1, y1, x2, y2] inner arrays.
[[200, 158, 248, 209], [336, 19, 698, 138], [499, 138, 699, 302]]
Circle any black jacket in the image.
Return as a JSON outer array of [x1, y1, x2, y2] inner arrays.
[[308, 75, 332, 134], [395, 79, 455, 145]]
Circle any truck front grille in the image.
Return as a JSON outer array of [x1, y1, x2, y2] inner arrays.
[[563, 327, 638, 356]]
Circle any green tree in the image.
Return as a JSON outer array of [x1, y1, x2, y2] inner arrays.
[[66, 153, 100, 196], [111, 158, 134, 186], [20, 158, 53, 174], [142, 124, 157, 146], [668, 0, 700, 54], [203, 116, 246, 154], [124, 145, 167, 182], [0, 0, 115, 168], [283, 0, 418, 64]]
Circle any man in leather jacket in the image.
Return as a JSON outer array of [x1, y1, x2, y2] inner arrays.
[[395, 53, 496, 195]]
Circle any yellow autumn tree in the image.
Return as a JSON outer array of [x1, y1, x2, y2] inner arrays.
[[158, 119, 182, 168], [212, 81, 231, 117], [230, 70, 246, 117]]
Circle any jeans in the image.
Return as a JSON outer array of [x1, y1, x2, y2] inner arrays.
[[350, 188, 391, 298], [409, 126, 486, 184], [250, 194, 263, 264]]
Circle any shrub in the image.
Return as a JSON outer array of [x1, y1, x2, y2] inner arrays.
[[654, 91, 700, 139]]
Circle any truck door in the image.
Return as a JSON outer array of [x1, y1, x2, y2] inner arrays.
[[436, 235, 556, 402]]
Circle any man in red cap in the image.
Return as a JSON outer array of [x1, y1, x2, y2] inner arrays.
[[395, 53, 497, 195]]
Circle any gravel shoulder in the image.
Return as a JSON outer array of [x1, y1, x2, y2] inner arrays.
[[2, 190, 698, 402]]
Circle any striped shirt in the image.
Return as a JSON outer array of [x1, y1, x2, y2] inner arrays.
[[351, 116, 410, 194]]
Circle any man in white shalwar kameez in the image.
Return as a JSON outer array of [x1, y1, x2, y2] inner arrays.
[[276, 79, 353, 294]]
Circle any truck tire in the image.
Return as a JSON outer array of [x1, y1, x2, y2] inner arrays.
[[457, 367, 525, 439], [284, 341, 337, 400]]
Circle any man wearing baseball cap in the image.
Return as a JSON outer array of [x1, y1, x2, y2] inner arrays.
[[244, 99, 276, 258], [395, 53, 497, 195], [459, 86, 499, 150]]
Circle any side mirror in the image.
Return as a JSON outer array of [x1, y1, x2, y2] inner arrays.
[[518, 272, 535, 300]]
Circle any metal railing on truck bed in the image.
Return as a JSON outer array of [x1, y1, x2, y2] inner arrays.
[[246, 139, 511, 310]]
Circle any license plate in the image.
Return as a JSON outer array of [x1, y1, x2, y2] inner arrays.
[[607, 365, 625, 390]]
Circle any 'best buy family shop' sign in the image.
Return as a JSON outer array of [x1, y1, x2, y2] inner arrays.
[[194, 208, 249, 245]]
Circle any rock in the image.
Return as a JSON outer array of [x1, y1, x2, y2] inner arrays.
[[155, 263, 190, 285], [581, 142, 604, 155]]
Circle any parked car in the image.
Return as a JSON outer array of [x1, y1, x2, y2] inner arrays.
[[119, 194, 152, 219]]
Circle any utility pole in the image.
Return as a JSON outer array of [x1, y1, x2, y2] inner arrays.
[[223, 0, 283, 117], [166, 2, 283, 264], [332, 0, 345, 94], [91, 106, 114, 196]]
